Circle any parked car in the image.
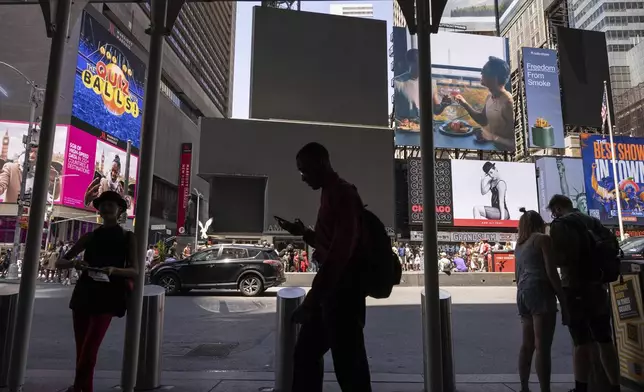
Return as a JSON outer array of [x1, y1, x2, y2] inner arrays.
[[620, 236, 644, 261], [149, 244, 286, 296]]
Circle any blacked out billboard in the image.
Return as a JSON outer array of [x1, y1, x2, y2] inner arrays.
[[557, 27, 612, 128], [407, 158, 453, 225]]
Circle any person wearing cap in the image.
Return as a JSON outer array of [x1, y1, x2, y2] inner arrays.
[[473, 161, 510, 221], [56, 190, 138, 392], [438, 252, 452, 274]]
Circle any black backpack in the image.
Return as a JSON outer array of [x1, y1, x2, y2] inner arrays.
[[558, 214, 621, 284], [360, 208, 402, 299]]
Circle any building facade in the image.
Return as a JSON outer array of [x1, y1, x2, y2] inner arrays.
[[501, 0, 548, 72], [329, 3, 374, 18]]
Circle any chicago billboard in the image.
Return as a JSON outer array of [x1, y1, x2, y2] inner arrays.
[[581, 134, 644, 225], [71, 11, 145, 148], [535, 157, 587, 223], [522, 48, 565, 149], [407, 158, 453, 225], [450, 159, 538, 227], [392, 27, 513, 151]]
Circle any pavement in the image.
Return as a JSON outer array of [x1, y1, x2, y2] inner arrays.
[[0, 283, 624, 391]]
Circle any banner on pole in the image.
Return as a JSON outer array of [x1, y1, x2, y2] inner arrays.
[[176, 143, 193, 235]]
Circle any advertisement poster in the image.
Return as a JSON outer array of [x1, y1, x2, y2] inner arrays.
[[392, 27, 514, 151], [536, 157, 587, 223], [522, 48, 565, 149], [609, 275, 644, 386], [0, 121, 68, 204], [581, 134, 644, 225], [408, 158, 453, 225], [71, 11, 146, 148], [450, 160, 538, 227], [63, 126, 138, 217], [176, 143, 193, 235]]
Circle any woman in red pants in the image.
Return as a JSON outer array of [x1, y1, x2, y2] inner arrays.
[[57, 191, 138, 392]]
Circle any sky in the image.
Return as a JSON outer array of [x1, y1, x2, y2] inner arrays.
[[231, 1, 394, 119]]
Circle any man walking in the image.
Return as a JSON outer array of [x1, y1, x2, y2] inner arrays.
[[278, 142, 371, 392], [548, 194, 621, 392]]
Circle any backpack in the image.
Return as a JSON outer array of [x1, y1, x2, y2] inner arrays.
[[360, 208, 402, 299], [557, 213, 621, 284]]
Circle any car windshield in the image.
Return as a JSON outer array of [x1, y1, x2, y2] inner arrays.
[[621, 237, 644, 253]]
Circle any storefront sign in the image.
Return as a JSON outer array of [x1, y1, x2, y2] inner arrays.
[[411, 231, 518, 243], [176, 143, 192, 235]]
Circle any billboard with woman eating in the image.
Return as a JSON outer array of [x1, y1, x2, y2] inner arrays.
[[392, 27, 514, 151]]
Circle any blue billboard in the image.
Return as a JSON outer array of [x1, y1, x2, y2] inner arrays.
[[581, 133, 644, 226], [71, 11, 146, 148], [522, 47, 565, 149]]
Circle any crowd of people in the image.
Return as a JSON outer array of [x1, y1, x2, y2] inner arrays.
[[278, 244, 317, 272]]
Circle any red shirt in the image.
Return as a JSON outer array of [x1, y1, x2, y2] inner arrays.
[[305, 174, 363, 305]]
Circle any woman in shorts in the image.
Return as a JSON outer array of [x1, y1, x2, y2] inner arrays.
[[514, 208, 568, 392]]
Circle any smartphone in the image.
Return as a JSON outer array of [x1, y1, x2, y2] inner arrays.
[[274, 215, 291, 226]]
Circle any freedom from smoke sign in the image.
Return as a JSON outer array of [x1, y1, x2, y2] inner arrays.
[[581, 133, 644, 225], [522, 47, 565, 149]]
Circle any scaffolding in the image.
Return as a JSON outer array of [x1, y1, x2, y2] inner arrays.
[[545, 0, 569, 49], [511, 67, 528, 160]]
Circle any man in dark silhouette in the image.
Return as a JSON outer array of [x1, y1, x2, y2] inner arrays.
[[279, 142, 371, 392]]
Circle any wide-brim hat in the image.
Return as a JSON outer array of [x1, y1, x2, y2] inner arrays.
[[92, 190, 127, 212]]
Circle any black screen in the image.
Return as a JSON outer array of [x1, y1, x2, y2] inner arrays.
[[209, 176, 267, 234], [557, 27, 613, 128]]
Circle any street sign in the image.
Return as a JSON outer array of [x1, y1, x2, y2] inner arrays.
[[150, 224, 166, 231]]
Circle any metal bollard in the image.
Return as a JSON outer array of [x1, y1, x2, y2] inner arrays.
[[134, 285, 165, 391], [421, 289, 455, 392], [274, 287, 306, 392], [0, 285, 19, 387]]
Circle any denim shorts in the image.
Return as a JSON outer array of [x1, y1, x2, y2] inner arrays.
[[517, 285, 558, 317]]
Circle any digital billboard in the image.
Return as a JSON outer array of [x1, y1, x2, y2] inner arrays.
[[0, 121, 68, 204], [392, 28, 513, 151], [522, 48, 565, 149], [407, 158, 453, 225], [71, 11, 145, 148], [63, 126, 138, 217], [581, 134, 644, 226], [535, 157, 587, 223], [450, 159, 538, 227]]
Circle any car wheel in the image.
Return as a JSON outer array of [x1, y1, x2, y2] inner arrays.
[[157, 272, 181, 295], [239, 274, 264, 297]]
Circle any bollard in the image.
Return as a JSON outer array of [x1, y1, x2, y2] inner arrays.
[[421, 289, 455, 392], [0, 285, 19, 387], [133, 285, 165, 391], [274, 287, 306, 392]]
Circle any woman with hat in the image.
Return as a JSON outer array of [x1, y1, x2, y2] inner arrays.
[[473, 161, 510, 221], [56, 190, 138, 392]]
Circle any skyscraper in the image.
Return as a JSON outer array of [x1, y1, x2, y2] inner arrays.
[[330, 3, 374, 18], [500, 0, 548, 73]]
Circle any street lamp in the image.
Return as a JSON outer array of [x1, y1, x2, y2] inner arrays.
[[43, 173, 78, 252], [193, 188, 203, 251], [0, 61, 45, 280]]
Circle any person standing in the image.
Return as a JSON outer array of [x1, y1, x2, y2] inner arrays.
[[278, 142, 371, 392], [56, 191, 138, 392], [514, 208, 567, 392], [548, 195, 621, 392]]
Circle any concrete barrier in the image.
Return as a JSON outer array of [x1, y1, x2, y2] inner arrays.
[[283, 272, 516, 288]]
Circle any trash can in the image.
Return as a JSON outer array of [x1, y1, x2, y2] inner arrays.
[[0, 285, 19, 387], [421, 289, 455, 392], [135, 285, 165, 391]]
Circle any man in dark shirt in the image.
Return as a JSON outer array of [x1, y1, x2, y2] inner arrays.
[[548, 194, 621, 392], [279, 142, 371, 392]]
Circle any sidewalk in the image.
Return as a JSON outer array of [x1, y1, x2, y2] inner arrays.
[[23, 370, 585, 391]]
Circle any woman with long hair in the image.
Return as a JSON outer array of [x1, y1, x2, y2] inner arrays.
[[514, 208, 568, 392], [56, 191, 138, 392]]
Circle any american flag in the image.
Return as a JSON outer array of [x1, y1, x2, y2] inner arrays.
[[601, 85, 608, 127]]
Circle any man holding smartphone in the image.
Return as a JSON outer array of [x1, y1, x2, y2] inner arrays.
[[277, 142, 371, 392]]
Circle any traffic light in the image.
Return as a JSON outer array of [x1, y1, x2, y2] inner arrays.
[[395, 0, 449, 34]]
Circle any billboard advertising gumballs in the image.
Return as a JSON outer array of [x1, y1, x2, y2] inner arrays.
[[450, 160, 538, 227], [581, 134, 644, 225], [393, 27, 514, 151], [72, 11, 145, 148], [535, 157, 587, 223], [522, 48, 565, 149]]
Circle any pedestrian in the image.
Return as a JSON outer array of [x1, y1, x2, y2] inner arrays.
[[46, 246, 59, 283], [278, 142, 371, 392], [55, 191, 138, 392], [514, 208, 568, 392], [548, 194, 622, 392]]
